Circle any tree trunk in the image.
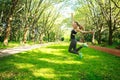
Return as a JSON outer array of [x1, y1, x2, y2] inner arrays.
[[39, 34, 43, 44], [3, 16, 12, 46], [108, 19, 113, 45], [47, 31, 50, 42], [3, 0, 18, 46], [98, 30, 101, 44], [92, 31, 95, 44], [31, 29, 35, 42], [108, 0, 113, 45], [23, 26, 28, 44]]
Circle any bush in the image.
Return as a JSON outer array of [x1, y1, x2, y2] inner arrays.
[[61, 37, 64, 41]]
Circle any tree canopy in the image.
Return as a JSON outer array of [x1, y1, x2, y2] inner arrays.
[[0, 0, 120, 46]]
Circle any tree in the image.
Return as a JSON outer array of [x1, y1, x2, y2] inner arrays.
[[97, 0, 120, 45], [3, 0, 18, 46], [76, 0, 120, 45]]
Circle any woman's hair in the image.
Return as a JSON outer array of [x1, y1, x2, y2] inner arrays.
[[74, 21, 84, 30]]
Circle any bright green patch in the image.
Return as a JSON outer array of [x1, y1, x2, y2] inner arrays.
[[0, 42, 120, 80], [0, 41, 20, 49], [0, 41, 37, 49]]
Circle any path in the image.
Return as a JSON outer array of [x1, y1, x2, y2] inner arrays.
[[90, 45, 120, 57], [0, 43, 120, 57], [0, 43, 52, 57]]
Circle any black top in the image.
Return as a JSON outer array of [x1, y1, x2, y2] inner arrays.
[[70, 29, 77, 40]]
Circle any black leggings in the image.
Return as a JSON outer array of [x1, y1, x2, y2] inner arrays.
[[68, 39, 82, 54]]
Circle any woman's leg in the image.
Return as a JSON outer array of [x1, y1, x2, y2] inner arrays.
[[76, 43, 88, 52], [68, 39, 78, 54], [76, 46, 83, 52]]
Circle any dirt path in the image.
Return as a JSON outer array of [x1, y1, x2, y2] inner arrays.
[[89, 45, 120, 57], [0, 43, 52, 57], [1, 42, 120, 57]]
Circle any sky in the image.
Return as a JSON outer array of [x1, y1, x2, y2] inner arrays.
[[54, 0, 81, 30], [54, 0, 80, 18]]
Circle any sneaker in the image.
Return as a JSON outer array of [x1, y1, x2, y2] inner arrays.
[[79, 52, 83, 59], [82, 43, 88, 47]]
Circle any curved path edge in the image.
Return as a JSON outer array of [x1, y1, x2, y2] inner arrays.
[[89, 45, 120, 57], [0, 42, 54, 57]]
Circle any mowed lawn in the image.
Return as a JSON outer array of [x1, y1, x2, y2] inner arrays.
[[0, 42, 120, 80]]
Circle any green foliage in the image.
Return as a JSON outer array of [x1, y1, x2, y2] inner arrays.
[[0, 42, 120, 79], [73, 0, 120, 45], [0, 0, 64, 45], [0, 0, 120, 46]]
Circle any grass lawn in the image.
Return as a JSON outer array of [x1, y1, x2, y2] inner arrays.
[[0, 41, 36, 49], [95, 42, 120, 49], [0, 41, 20, 49], [0, 42, 120, 80]]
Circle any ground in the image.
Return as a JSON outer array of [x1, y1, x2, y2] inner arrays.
[[0, 42, 120, 80], [90, 45, 120, 57], [1, 42, 119, 57]]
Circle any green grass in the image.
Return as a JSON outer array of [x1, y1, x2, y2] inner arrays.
[[0, 42, 120, 80], [0, 41, 20, 49], [93, 42, 119, 49], [106, 43, 119, 49], [0, 41, 37, 49]]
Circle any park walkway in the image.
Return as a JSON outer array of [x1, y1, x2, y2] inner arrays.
[[0, 43, 120, 57], [0, 43, 53, 57], [90, 45, 120, 57]]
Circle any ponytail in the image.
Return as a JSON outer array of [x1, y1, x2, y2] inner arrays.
[[74, 21, 84, 30]]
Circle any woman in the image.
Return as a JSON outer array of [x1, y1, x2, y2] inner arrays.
[[68, 21, 93, 54]]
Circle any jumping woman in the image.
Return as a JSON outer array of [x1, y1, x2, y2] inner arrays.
[[68, 21, 93, 55]]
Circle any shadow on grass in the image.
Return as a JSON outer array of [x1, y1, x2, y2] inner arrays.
[[47, 44, 68, 49], [0, 43, 120, 80], [0, 48, 83, 80]]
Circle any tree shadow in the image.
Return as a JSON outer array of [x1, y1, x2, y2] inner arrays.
[[0, 49, 83, 80], [46, 44, 68, 49], [0, 45, 120, 80]]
